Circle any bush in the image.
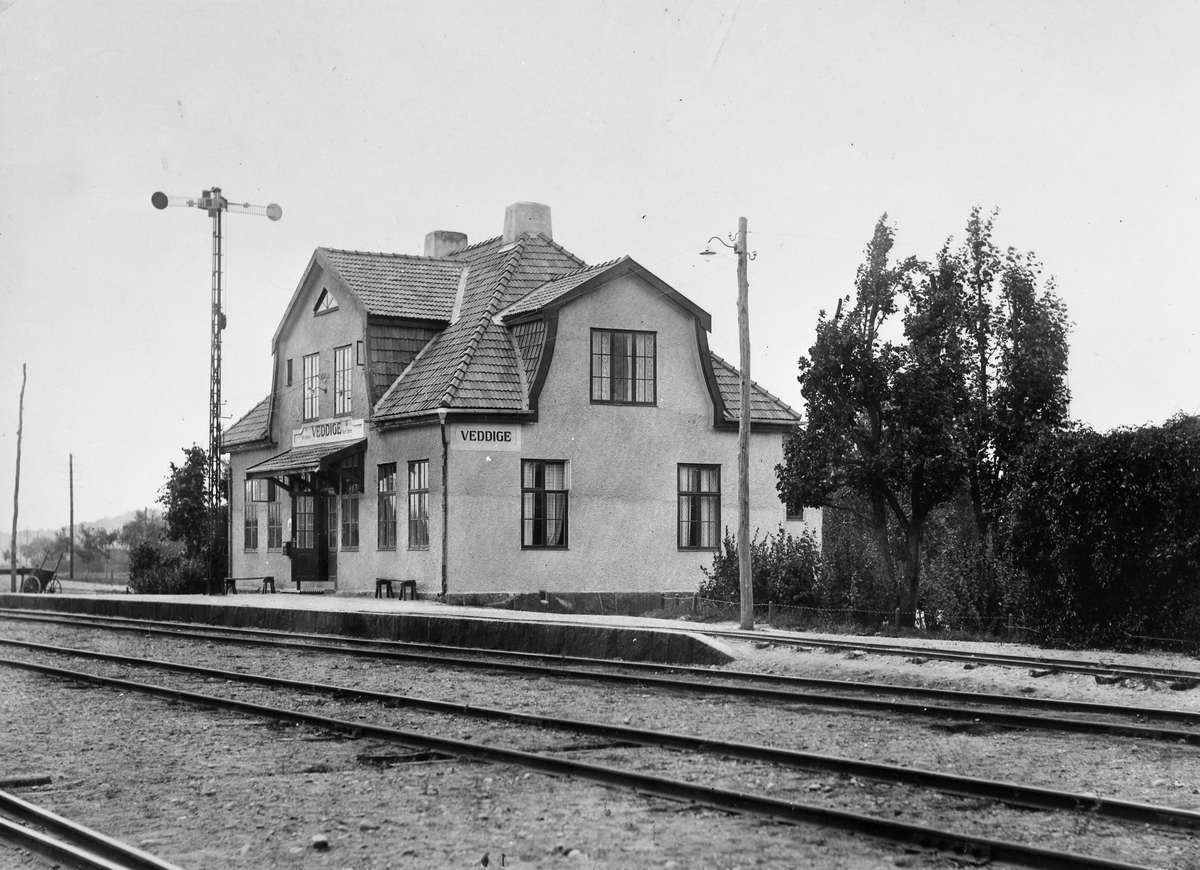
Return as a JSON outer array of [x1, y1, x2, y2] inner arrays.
[[127, 542, 206, 595], [698, 526, 821, 609], [1002, 415, 1200, 647]]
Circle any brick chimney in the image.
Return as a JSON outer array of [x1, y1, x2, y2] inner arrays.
[[503, 202, 552, 243], [424, 230, 468, 258]]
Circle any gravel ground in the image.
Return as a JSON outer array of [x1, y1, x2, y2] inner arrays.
[[2, 618, 1199, 869]]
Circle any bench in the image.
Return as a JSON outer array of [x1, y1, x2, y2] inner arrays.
[[376, 579, 417, 600], [224, 576, 276, 594]]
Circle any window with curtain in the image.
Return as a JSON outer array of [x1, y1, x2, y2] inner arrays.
[[334, 344, 352, 415], [243, 480, 259, 551], [678, 464, 720, 549], [408, 460, 429, 550], [302, 352, 320, 420], [590, 329, 656, 404], [522, 460, 568, 548], [377, 463, 397, 549]]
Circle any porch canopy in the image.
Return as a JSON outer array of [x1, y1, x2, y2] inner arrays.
[[245, 439, 366, 485]]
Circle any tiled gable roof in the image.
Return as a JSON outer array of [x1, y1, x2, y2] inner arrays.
[[319, 248, 463, 321], [499, 258, 624, 319], [373, 235, 586, 420], [221, 395, 272, 451], [709, 352, 801, 425]]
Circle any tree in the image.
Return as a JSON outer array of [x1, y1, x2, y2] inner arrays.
[[20, 528, 71, 566], [158, 445, 228, 585], [120, 508, 166, 551], [77, 525, 119, 576], [958, 208, 1071, 538], [777, 217, 969, 624]]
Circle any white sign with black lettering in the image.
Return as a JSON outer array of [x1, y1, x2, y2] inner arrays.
[[451, 424, 522, 452]]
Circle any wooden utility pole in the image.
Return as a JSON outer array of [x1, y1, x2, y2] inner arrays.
[[69, 453, 74, 580], [736, 217, 753, 631], [11, 364, 26, 593]]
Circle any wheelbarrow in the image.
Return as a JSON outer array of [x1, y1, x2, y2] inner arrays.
[[21, 551, 63, 594]]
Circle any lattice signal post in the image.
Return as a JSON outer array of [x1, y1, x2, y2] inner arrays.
[[152, 188, 282, 594]]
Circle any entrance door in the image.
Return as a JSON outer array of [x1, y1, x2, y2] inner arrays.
[[291, 493, 329, 585]]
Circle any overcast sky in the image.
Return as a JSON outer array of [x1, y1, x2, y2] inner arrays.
[[2, 0, 1198, 532]]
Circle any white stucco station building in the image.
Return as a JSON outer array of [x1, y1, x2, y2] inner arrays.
[[222, 202, 820, 608]]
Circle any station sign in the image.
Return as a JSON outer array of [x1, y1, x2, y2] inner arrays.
[[450, 423, 523, 452], [293, 418, 365, 448]]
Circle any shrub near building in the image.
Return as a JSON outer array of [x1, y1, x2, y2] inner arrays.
[[1002, 414, 1200, 647]]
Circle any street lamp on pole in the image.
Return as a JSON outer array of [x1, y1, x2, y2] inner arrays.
[[702, 218, 756, 630]]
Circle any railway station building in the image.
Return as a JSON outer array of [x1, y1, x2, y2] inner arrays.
[[222, 202, 820, 607]]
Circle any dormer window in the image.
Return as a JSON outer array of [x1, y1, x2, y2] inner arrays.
[[314, 288, 338, 315]]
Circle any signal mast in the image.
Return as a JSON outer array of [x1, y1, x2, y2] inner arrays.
[[152, 188, 282, 594]]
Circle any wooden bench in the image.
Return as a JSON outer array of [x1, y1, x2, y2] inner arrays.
[[376, 579, 417, 600], [224, 576, 276, 594]]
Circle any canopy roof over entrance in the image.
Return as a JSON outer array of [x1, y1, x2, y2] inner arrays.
[[245, 439, 366, 479]]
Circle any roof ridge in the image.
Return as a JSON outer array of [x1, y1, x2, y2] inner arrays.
[[440, 236, 528, 407], [319, 246, 458, 263], [525, 232, 588, 269], [448, 235, 503, 256], [709, 351, 801, 419]]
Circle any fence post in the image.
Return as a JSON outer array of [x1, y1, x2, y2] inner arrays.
[[768, 601, 775, 627], [691, 593, 697, 615], [1007, 612, 1014, 638], [894, 607, 901, 629]]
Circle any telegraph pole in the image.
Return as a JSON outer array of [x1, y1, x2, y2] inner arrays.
[[701, 219, 755, 630], [10, 364, 26, 593], [153, 188, 281, 594], [69, 454, 74, 580], [735, 217, 753, 631]]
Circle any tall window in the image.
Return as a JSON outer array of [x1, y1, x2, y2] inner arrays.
[[678, 464, 720, 550], [341, 455, 361, 549], [408, 460, 429, 549], [334, 344, 352, 415], [243, 480, 259, 551], [302, 353, 320, 420], [377, 463, 397, 549], [522, 460, 568, 548], [325, 494, 338, 553], [267, 483, 283, 550], [591, 329, 656, 404]]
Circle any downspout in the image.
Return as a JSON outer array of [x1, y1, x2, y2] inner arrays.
[[439, 408, 450, 597]]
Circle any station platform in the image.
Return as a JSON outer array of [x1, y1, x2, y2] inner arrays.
[[0, 591, 736, 666]]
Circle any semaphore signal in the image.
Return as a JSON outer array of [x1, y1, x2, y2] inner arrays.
[[152, 187, 282, 595]]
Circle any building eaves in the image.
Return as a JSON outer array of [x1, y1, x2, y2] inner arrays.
[[709, 352, 801, 425], [221, 395, 273, 452]]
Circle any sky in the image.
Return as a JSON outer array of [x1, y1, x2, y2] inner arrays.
[[1, 0, 1198, 532]]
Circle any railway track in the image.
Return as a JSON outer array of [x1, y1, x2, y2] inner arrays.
[[1, 610, 1196, 737], [0, 787, 185, 870], [4, 636, 1199, 833], [0, 652, 1167, 870]]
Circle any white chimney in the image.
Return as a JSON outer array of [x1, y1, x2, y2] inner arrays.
[[503, 202, 552, 243], [424, 230, 468, 258]]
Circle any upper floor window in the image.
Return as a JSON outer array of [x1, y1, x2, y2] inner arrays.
[[522, 460, 568, 549], [591, 329, 656, 404], [314, 288, 338, 315], [678, 464, 720, 550], [302, 353, 320, 420], [334, 345, 352, 415]]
